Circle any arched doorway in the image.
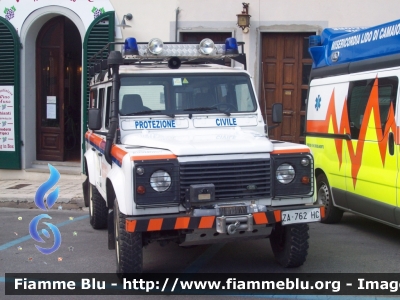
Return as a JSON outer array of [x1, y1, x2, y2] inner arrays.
[[36, 16, 82, 162]]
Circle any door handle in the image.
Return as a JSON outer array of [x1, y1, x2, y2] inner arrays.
[[388, 132, 394, 156], [91, 147, 96, 151], [98, 152, 103, 157], [283, 110, 294, 116]]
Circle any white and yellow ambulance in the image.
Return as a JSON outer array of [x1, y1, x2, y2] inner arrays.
[[306, 19, 400, 225]]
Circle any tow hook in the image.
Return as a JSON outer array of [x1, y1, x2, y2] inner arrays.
[[216, 214, 253, 235], [227, 221, 241, 235]]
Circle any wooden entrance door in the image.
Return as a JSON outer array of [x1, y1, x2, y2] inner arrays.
[[36, 17, 65, 161], [261, 32, 313, 143]]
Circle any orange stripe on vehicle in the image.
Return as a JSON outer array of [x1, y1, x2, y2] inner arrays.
[[126, 220, 137, 232], [89, 134, 104, 148], [274, 210, 281, 222], [111, 146, 128, 163], [320, 206, 325, 219], [198, 216, 215, 229], [174, 217, 190, 229], [253, 212, 268, 224], [272, 149, 310, 154], [131, 154, 177, 161], [85, 132, 91, 140], [147, 218, 163, 231]]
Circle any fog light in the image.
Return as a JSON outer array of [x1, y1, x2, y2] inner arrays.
[[137, 185, 146, 194]]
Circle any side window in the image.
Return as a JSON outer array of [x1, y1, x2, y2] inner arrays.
[[105, 86, 112, 129], [347, 76, 398, 140], [378, 77, 398, 130], [98, 88, 105, 128], [90, 88, 98, 108]]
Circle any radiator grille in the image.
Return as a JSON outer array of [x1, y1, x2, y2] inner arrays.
[[180, 159, 271, 202]]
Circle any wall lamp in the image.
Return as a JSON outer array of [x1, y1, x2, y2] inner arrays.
[[236, 3, 251, 33], [117, 13, 132, 29]]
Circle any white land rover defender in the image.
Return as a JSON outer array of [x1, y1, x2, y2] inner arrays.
[[83, 37, 323, 274]]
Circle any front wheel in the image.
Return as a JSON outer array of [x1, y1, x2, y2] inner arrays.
[[114, 200, 143, 275], [270, 223, 309, 268], [316, 173, 343, 224]]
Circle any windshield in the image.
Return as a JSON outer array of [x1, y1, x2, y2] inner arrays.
[[119, 74, 257, 116]]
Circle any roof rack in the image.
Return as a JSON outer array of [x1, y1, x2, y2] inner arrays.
[[309, 18, 400, 69], [88, 37, 247, 77]]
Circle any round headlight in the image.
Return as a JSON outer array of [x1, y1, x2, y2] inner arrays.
[[148, 38, 163, 55], [199, 38, 215, 55], [276, 163, 295, 184], [150, 170, 171, 192]]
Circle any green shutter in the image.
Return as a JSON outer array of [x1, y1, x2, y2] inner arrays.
[[82, 11, 115, 159], [0, 17, 21, 169]]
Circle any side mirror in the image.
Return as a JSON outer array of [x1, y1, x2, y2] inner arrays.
[[268, 103, 283, 131], [272, 103, 283, 123], [88, 108, 102, 130]]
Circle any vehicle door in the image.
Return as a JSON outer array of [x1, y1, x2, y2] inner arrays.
[[345, 71, 398, 222]]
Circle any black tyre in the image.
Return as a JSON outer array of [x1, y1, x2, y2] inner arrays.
[[316, 173, 343, 224], [114, 200, 143, 275], [270, 223, 309, 268], [89, 183, 108, 229]]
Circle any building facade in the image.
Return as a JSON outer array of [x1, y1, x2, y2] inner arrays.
[[0, 0, 398, 178]]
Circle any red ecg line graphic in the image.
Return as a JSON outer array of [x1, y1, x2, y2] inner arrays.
[[307, 78, 397, 188]]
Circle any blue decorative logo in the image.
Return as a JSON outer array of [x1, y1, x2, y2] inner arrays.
[[29, 164, 62, 255], [315, 95, 321, 111]]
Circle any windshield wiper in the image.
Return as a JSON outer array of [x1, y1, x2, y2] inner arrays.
[[183, 107, 230, 116], [124, 110, 175, 118]]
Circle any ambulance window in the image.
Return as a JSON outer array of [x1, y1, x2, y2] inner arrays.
[[105, 86, 112, 129], [347, 80, 373, 139], [377, 77, 398, 131], [347, 77, 398, 139]]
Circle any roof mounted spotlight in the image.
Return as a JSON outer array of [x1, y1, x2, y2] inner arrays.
[[199, 38, 215, 55], [148, 38, 163, 55], [117, 13, 132, 29]]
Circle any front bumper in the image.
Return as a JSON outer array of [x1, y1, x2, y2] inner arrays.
[[125, 204, 324, 233]]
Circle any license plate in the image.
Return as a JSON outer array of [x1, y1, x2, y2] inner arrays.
[[219, 205, 248, 216], [281, 208, 321, 225]]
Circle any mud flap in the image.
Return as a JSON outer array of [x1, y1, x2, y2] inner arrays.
[[82, 177, 89, 207], [108, 209, 115, 250]]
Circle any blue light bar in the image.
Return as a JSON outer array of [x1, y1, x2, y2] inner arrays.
[[309, 19, 400, 69], [225, 38, 239, 55], [124, 37, 139, 56]]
